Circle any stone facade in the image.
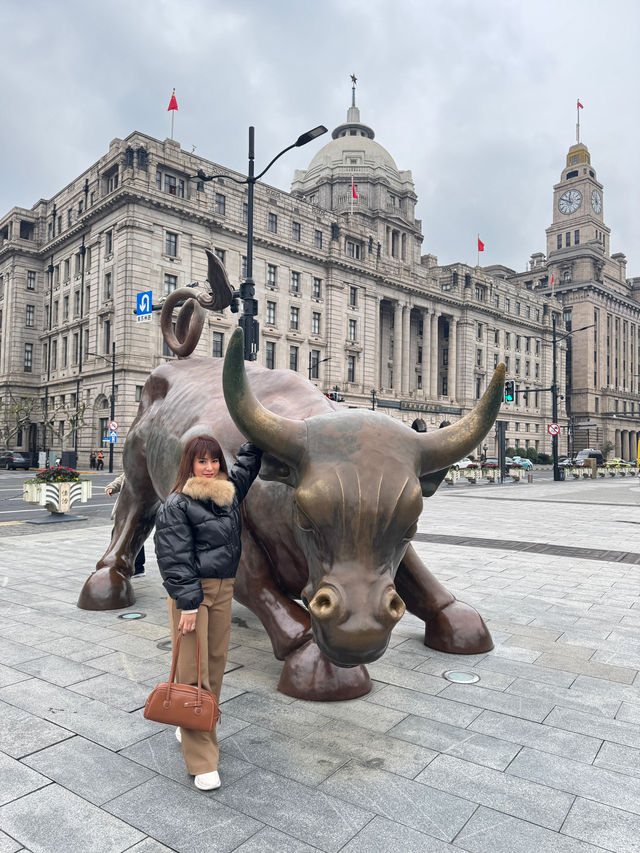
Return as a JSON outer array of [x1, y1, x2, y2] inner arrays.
[[3, 99, 610, 468]]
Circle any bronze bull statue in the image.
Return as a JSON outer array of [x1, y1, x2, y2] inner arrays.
[[78, 274, 504, 699]]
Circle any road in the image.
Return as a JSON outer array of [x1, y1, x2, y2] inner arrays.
[[0, 470, 117, 526]]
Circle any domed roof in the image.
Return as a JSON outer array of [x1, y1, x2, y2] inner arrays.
[[306, 131, 401, 176]]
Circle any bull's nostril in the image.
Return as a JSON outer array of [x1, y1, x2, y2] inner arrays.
[[309, 588, 338, 620], [386, 592, 406, 623]]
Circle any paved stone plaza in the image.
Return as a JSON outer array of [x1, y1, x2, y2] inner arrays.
[[1, 477, 640, 852]]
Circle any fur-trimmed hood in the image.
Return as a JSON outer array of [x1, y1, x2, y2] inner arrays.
[[181, 473, 236, 506]]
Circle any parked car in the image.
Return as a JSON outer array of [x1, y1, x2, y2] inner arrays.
[[575, 449, 604, 467], [481, 457, 499, 468], [452, 457, 475, 470], [558, 458, 573, 467], [605, 457, 632, 468], [0, 451, 30, 470], [510, 456, 533, 470]]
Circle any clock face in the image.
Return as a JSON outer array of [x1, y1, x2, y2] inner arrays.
[[591, 189, 602, 214], [558, 189, 582, 215]]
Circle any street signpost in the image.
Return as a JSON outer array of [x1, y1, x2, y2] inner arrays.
[[109, 420, 118, 432], [547, 423, 560, 436], [136, 291, 153, 323]]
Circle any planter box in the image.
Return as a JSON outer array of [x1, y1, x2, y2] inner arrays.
[[23, 480, 92, 514], [444, 469, 460, 485], [597, 468, 606, 477], [463, 469, 482, 484], [484, 468, 499, 483], [628, 468, 638, 476], [570, 467, 583, 479], [510, 468, 524, 482]]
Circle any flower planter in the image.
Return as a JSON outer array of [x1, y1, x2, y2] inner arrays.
[[628, 467, 638, 477], [510, 468, 524, 482], [570, 467, 583, 479], [23, 480, 92, 514], [484, 468, 499, 483], [597, 468, 606, 477], [444, 469, 460, 485], [607, 468, 618, 477], [463, 469, 482, 484]]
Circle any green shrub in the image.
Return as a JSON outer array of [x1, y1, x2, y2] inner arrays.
[[29, 467, 81, 483], [537, 452, 552, 464]]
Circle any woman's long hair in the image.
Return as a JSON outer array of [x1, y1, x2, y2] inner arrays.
[[170, 435, 229, 494]]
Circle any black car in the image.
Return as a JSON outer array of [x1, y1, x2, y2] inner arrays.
[[481, 457, 499, 468], [0, 451, 30, 470]]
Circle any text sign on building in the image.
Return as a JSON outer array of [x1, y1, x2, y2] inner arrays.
[[136, 291, 153, 323], [547, 422, 560, 436]]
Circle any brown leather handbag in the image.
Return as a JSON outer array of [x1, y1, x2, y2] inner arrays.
[[143, 633, 220, 732]]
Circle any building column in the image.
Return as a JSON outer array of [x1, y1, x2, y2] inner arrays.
[[430, 311, 439, 397], [422, 308, 430, 396], [393, 301, 403, 393], [402, 304, 411, 395], [449, 317, 457, 400]]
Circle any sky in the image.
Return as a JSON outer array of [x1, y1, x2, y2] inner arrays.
[[1, 0, 639, 274]]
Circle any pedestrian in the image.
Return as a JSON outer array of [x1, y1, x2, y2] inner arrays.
[[90, 451, 96, 470], [96, 450, 104, 470], [105, 473, 146, 576], [154, 435, 262, 791]]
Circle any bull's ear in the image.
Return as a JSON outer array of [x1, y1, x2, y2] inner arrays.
[[258, 453, 299, 487], [419, 468, 449, 498]]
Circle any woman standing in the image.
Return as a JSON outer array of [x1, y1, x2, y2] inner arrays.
[[154, 435, 262, 791]]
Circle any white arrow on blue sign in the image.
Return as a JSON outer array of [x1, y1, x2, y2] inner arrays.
[[108, 431, 118, 443], [136, 291, 153, 319]]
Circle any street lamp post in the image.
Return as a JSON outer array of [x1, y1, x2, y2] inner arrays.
[[194, 124, 327, 361], [308, 354, 331, 379], [88, 342, 116, 474]]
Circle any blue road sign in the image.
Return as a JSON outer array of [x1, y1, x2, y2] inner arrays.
[[137, 291, 153, 316], [108, 431, 118, 443]]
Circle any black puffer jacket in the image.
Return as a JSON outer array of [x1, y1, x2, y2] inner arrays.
[[154, 443, 262, 610]]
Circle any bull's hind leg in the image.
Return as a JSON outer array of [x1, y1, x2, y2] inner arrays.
[[77, 459, 160, 611], [236, 528, 371, 700], [394, 544, 493, 654]]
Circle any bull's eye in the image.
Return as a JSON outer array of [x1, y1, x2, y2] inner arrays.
[[294, 504, 315, 533]]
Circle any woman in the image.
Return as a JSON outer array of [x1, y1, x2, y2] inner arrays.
[[154, 435, 262, 791]]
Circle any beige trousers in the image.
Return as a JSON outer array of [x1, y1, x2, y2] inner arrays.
[[168, 577, 234, 775]]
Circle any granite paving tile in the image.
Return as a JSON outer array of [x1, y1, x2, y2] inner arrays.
[[544, 706, 640, 749], [294, 694, 408, 733], [31, 636, 114, 662], [387, 714, 521, 771], [67, 673, 151, 711], [569, 674, 640, 706], [366, 685, 482, 727], [125, 840, 177, 853], [0, 700, 73, 759], [594, 741, 640, 779], [454, 805, 608, 853], [221, 692, 328, 740], [501, 633, 596, 658], [21, 736, 155, 806], [339, 815, 457, 852], [533, 653, 637, 684], [504, 677, 622, 718], [507, 746, 640, 814], [318, 760, 476, 842], [91, 635, 171, 660], [616, 701, 640, 724], [220, 724, 348, 785], [13, 655, 104, 687], [415, 754, 575, 830], [365, 661, 445, 694], [221, 666, 297, 702], [119, 728, 255, 789], [231, 827, 320, 853], [104, 775, 261, 853], [0, 829, 22, 853], [0, 783, 144, 853], [0, 639, 47, 667], [83, 652, 171, 682], [474, 654, 577, 687], [0, 665, 30, 689], [436, 682, 555, 722], [468, 709, 602, 762], [413, 659, 515, 692], [562, 797, 640, 852], [0, 752, 49, 807]]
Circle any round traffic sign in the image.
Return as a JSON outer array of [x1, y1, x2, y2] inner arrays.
[[547, 422, 560, 436], [109, 420, 119, 431]]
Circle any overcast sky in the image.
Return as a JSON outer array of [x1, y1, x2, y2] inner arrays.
[[1, 0, 638, 274]]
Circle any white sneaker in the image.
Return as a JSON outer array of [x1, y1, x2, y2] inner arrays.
[[175, 727, 182, 744], [194, 771, 220, 791]]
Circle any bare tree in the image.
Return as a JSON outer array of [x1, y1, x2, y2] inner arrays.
[[0, 394, 39, 450], [46, 399, 88, 452]]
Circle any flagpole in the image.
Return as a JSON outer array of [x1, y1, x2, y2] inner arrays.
[[171, 110, 174, 140], [576, 99, 580, 144], [477, 234, 479, 267]]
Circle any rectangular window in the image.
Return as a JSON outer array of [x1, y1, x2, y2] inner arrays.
[[477, 323, 483, 341], [349, 286, 357, 307], [314, 229, 323, 249], [135, 385, 143, 402], [346, 240, 361, 259], [73, 332, 79, 364], [25, 304, 35, 327], [347, 354, 356, 383], [99, 417, 108, 441], [241, 255, 247, 278], [64, 259, 70, 280], [214, 248, 226, 266], [266, 301, 276, 325], [164, 273, 177, 294], [242, 202, 248, 224], [516, 335, 521, 350], [267, 264, 277, 287], [27, 270, 36, 290], [310, 349, 320, 379], [313, 277, 322, 298], [104, 320, 111, 354], [105, 231, 113, 254], [476, 349, 482, 367], [494, 329, 499, 345], [290, 306, 299, 330], [290, 271, 300, 292], [63, 295, 69, 319], [292, 222, 301, 242], [565, 232, 571, 248], [162, 321, 176, 357], [417, 346, 422, 364], [212, 331, 224, 358], [515, 358, 520, 374], [516, 302, 521, 316], [165, 232, 178, 257], [85, 286, 90, 311], [268, 212, 278, 233], [53, 300, 59, 325], [52, 340, 58, 369], [74, 290, 80, 316], [62, 337, 68, 367], [505, 298, 511, 312], [23, 343, 33, 372], [348, 318, 357, 341], [104, 272, 112, 300], [557, 234, 562, 250], [215, 193, 226, 215], [86, 247, 92, 270], [312, 312, 321, 335], [289, 346, 299, 372], [266, 341, 276, 369], [494, 353, 499, 368], [574, 230, 580, 245]]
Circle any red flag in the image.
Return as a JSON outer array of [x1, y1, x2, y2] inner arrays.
[[477, 237, 485, 252], [577, 99, 584, 109], [351, 177, 359, 200], [550, 274, 555, 287], [168, 89, 178, 111]]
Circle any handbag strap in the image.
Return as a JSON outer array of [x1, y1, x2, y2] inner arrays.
[[165, 629, 203, 707]]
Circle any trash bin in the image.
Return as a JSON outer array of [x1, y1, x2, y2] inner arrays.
[[558, 467, 565, 481]]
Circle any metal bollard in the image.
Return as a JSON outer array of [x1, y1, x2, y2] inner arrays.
[[527, 473, 533, 484]]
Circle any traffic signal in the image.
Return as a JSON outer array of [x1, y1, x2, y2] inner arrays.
[[504, 380, 515, 403]]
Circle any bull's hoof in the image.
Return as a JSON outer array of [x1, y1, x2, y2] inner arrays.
[[425, 599, 494, 654], [77, 568, 135, 611], [278, 640, 371, 701]]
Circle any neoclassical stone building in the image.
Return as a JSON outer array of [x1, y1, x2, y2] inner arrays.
[[4, 95, 630, 467]]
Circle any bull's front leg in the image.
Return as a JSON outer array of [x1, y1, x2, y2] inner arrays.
[[77, 466, 160, 611], [394, 544, 493, 654], [236, 528, 371, 701]]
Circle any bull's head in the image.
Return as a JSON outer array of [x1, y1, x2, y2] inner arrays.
[[224, 328, 504, 666]]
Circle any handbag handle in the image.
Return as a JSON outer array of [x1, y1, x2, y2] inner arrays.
[[164, 630, 204, 709]]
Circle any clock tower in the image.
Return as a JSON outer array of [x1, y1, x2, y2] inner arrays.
[[546, 142, 609, 259]]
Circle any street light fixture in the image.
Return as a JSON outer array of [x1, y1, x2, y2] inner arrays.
[[552, 318, 595, 481], [193, 124, 328, 361], [308, 354, 331, 379], [87, 342, 116, 474]]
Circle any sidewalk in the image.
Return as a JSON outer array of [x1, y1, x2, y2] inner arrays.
[[1, 478, 639, 852]]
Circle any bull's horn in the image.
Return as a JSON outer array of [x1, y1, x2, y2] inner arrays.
[[223, 327, 306, 464], [419, 364, 505, 476]]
